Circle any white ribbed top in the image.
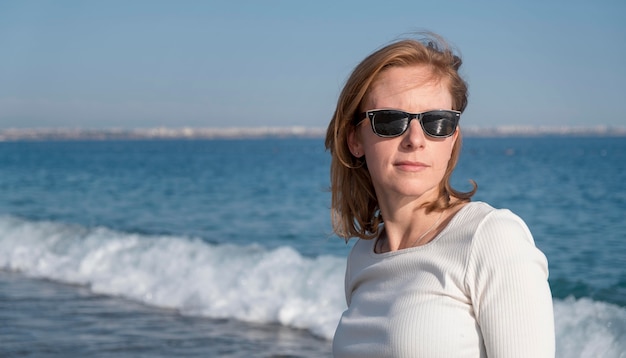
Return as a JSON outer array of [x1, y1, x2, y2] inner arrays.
[[333, 202, 555, 358]]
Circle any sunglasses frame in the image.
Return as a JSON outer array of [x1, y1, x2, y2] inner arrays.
[[353, 109, 461, 138]]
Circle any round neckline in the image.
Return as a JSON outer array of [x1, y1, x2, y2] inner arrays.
[[369, 202, 474, 258]]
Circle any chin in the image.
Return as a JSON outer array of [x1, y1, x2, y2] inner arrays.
[[392, 185, 438, 199]]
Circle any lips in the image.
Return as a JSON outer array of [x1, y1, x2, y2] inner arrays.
[[394, 160, 429, 172]]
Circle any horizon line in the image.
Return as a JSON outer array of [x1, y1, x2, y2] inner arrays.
[[1, 125, 625, 141]]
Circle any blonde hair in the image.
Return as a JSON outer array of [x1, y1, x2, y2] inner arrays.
[[325, 33, 477, 240]]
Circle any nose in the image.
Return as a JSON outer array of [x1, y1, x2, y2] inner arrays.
[[401, 119, 426, 149]]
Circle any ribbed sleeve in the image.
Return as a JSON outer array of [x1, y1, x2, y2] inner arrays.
[[465, 209, 555, 357]]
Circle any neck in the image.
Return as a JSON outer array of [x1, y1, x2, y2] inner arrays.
[[380, 207, 445, 252], [375, 192, 464, 253]]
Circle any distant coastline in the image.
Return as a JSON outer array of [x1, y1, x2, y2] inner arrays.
[[1, 126, 625, 141]]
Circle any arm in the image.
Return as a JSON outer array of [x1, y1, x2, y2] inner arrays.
[[465, 209, 555, 357]]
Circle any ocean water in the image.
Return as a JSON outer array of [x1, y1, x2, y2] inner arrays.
[[0, 137, 624, 357]]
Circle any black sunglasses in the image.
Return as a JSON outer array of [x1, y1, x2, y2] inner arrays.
[[353, 109, 461, 138]]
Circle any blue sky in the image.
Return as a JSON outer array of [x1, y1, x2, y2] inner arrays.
[[1, 0, 625, 129]]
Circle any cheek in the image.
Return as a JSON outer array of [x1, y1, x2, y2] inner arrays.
[[359, 128, 382, 157], [363, 138, 391, 161], [432, 140, 456, 170], [363, 147, 381, 170], [362, 142, 392, 179]]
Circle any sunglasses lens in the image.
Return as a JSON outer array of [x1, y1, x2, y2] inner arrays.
[[421, 111, 458, 137], [371, 111, 409, 136], [366, 110, 459, 138]]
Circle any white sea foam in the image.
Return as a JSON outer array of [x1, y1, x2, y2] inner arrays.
[[1, 215, 625, 357], [0, 215, 346, 339], [554, 296, 626, 358]]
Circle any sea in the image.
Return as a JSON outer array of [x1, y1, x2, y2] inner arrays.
[[0, 136, 624, 357]]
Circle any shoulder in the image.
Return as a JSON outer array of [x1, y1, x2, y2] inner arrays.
[[472, 204, 538, 255], [453, 201, 536, 247], [463, 202, 548, 282], [453, 201, 548, 282], [442, 201, 497, 241]]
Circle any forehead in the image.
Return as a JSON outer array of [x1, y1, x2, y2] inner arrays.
[[364, 65, 451, 108], [372, 65, 444, 92]]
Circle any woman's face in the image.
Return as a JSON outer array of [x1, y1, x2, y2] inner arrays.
[[349, 65, 458, 205]]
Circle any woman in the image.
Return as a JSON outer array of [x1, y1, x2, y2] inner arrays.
[[326, 33, 555, 357]]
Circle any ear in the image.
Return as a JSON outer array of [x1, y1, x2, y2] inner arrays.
[[348, 127, 364, 158]]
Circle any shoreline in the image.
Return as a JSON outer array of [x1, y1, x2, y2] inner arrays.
[[1, 125, 625, 141]]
